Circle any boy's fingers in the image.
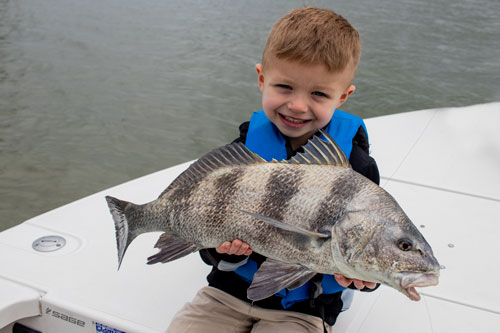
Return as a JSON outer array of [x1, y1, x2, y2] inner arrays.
[[216, 239, 252, 256], [363, 281, 377, 289], [333, 273, 351, 288], [334, 274, 376, 290], [215, 241, 231, 254], [353, 279, 365, 289], [239, 242, 252, 256], [227, 239, 242, 255]]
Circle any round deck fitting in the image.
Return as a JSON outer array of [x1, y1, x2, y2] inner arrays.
[[32, 235, 66, 252]]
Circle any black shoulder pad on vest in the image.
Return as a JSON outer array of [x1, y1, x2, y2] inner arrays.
[[352, 125, 369, 154]]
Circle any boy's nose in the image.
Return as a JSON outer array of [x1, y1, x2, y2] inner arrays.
[[287, 95, 308, 113]]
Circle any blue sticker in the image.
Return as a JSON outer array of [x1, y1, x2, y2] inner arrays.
[[95, 322, 126, 333]]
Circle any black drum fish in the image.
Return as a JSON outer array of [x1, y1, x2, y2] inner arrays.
[[106, 131, 439, 301]]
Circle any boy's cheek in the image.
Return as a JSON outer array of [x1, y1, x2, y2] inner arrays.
[[261, 95, 275, 111], [263, 92, 283, 108]]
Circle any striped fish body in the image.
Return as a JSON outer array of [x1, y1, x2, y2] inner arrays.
[[106, 131, 440, 302], [155, 162, 363, 272]]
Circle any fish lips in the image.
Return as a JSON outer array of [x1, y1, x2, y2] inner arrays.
[[398, 271, 440, 301]]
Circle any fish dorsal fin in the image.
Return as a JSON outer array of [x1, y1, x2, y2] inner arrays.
[[192, 141, 266, 171], [160, 142, 266, 196], [288, 129, 350, 168]]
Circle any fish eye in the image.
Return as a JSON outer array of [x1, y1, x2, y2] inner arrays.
[[398, 239, 413, 251]]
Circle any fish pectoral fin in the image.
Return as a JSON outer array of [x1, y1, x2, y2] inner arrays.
[[247, 259, 316, 301], [239, 209, 330, 239], [147, 233, 200, 265]]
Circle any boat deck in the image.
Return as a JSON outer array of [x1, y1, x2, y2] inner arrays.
[[1, 102, 499, 332], [335, 102, 500, 332]]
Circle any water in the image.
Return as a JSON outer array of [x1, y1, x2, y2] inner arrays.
[[1, 0, 499, 231]]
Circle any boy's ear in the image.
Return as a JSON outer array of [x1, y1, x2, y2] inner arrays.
[[256, 64, 264, 92], [336, 84, 356, 108]]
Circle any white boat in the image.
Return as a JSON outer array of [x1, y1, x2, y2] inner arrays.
[[1, 102, 499, 333]]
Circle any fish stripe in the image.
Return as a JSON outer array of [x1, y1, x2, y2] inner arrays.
[[203, 167, 245, 235], [161, 174, 204, 229], [281, 166, 335, 231], [259, 165, 304, 221], [309, 170, 359, 231]]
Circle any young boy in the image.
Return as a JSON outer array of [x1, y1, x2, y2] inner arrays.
[[168, 7, 379, 332]]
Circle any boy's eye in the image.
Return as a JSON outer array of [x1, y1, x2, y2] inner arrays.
[[312, 91, 328, 98], [275, 84, 292, 90]]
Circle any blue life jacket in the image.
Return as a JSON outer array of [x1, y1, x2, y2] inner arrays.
[[236, 109, 368, 309]]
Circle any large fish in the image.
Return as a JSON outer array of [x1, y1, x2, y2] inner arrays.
[[106, 131, 439, 301]]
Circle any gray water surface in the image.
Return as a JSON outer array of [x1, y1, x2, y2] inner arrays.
[[1, 0, 499, 230]]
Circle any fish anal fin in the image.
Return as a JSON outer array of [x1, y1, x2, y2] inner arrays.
[[247, 259, 316, 301], [147, 233, 200, 264]]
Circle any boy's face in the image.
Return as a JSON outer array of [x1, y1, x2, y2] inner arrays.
[[257, 58, 356, 150]]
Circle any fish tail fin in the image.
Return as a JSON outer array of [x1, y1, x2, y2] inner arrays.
[[105, 195, 144, 269]]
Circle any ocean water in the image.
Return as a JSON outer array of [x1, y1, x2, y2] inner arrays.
[[1, 0, 499, 230]]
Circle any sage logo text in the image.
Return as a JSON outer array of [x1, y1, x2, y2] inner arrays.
[[46, 307, 85, 327]]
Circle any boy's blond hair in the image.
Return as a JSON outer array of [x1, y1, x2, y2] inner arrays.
[[262, 7, 361, 79]]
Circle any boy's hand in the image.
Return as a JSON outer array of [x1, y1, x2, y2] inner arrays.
[[334, 273, 377, 290], [216, 239, 253, 256], [215, 242, 376, 289]]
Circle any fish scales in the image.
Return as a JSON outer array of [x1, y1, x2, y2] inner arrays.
[[226, 164, 326, 265], [179, 164, 374, 271], [106, 130, 440, 302], [278, 166, 362, 267], [282, 165, 360, 233], [142, 162, 333, 267], [258, 166, 304, 222], [163, 167, 245, 243], [153, 165, 255, 244], [166, 163, 322, 262]]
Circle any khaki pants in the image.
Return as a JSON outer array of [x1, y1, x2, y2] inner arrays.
[[167, 286, 330, 333]]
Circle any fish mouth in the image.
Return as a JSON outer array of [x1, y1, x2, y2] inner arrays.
[[399, 272, 440, 301]]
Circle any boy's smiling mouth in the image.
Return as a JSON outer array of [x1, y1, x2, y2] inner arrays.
[[279, 113, 312, 128]]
